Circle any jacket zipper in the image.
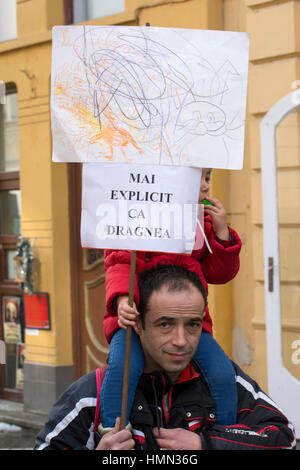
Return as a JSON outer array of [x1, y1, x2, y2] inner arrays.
[[161, 375, 175, 427], [151, 376, 163, 430]]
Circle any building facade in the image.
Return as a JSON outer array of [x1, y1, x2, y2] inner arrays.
[[0, 0, 299, 431]]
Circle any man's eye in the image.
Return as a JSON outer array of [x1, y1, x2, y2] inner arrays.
[[189, 322, 201, 329], [159, 322, 170, 328]]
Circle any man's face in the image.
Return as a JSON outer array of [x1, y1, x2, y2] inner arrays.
[[134, 284, 205, 381]]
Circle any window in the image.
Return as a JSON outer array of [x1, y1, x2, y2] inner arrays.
[[73, 0, 125, 23], [0, 0, 17, 43], [0, 87, 20, 172], [0, 189, 21, 236], [0, 83, 21, 236]]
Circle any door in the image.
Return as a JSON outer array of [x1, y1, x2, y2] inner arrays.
[[260, 89, 300, 438], [0, 85, 24, 401], [68, 163, 109, 379]]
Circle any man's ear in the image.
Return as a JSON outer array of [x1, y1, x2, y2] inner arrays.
[[133, 316, 142, 337]]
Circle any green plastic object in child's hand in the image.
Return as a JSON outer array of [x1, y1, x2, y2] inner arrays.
[[201, 199, 213, 206]]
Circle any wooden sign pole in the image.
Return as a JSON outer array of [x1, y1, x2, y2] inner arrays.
[[119, 22, 150, 431], [119, 250, 137, 430]]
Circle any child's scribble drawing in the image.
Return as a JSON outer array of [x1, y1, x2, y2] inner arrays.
[[51, 25, 249, 169]]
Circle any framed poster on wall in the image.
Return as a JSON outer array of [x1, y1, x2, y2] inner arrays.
[[23, 293, 51, 330], [2, 296, 22, 344]]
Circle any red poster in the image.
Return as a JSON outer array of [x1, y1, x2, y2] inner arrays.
[[24, 293, 51, 330]]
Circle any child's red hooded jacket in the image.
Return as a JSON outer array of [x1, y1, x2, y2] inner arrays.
[[103, 215, 242, 343]]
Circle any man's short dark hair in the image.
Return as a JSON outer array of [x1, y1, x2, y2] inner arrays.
[[138, 264, 207, 327]]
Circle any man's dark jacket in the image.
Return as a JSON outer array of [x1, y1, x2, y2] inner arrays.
[[35, 362, 296, 450]]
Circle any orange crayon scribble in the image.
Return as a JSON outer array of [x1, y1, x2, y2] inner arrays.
[[175, 87, 182, 108], [53, 77, 143, 161], [54, 85, 65, 95]]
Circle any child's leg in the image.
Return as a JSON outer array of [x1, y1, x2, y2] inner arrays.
[[100, 328, 144, 429], [193, 331, 237, 425]]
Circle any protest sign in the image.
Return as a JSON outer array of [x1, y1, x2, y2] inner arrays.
[[81, 162, 202, 254], [51, 25, 249, 169]]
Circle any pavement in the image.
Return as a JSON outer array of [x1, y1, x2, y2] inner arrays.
[[0, 399, 47, 450]]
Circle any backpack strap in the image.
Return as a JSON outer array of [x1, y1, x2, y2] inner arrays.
[[93, 366, 107, 434]]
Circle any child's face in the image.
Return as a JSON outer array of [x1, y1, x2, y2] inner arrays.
[[199, 168, 212, 201]]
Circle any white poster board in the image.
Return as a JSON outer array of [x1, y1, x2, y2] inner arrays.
[[81, 163, 202, 254], [51, 25, 249, 169]]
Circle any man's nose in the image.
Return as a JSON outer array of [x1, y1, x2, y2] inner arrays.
[[171, 326, 187, 348]]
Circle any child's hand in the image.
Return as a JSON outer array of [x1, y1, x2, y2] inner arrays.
[[116, 295, 139, 329], [202, 197, 230, 241]]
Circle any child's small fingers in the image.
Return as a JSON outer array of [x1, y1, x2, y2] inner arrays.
[[122, 306, 137, 315], [120, 319, 136, 327], [118, 319, 127, 330], [119, 310, 133, 319], [120, 312, 137, 321], [206, 197, 223, 209], [120, 307, 139, 316]]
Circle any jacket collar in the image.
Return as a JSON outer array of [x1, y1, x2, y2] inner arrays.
[[175, 362, 200, 384], [140, 361, 200, 395]]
